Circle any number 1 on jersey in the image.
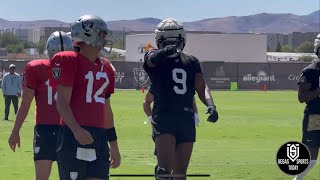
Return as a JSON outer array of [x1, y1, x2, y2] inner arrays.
[[45, 80, 57, 105]]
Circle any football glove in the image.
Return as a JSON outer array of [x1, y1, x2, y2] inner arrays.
[[194, 113, 200, 127], [206, 105, 219, 123], [162, 45, 178, 57], [144, 116, 154, 125]]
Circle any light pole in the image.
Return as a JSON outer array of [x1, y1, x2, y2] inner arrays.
[[122, 27, 125, 50], [18, 24, 21, 41]]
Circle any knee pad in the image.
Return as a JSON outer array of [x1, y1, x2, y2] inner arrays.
[[155, 166, 173, 180]]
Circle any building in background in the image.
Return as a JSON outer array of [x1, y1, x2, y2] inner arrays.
[[39, 27, 70, 42], [288, 32, 318, 49], [126, 32, 267, 62], [267, 34, 288, 51], [25, 27, 71, 43], [13, 29, 29, 41], [267, 32, 318, 51], [267, 52, 317, 61], [28, 28, 41, 43]]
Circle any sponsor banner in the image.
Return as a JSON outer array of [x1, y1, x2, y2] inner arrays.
[[0, 60, 313, 90], [202, 62, 236, 89], [112, 61, 150, 89], [237, 63, 273, 89]]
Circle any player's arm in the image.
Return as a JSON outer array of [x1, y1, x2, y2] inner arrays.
[[193, 97, 198, 113], [8, 87, 34, 151], [298, 70, 320, 103], [56, 85, 93, 145], [193, 96, 200, 126], [144, 45, 177, 67], [195, 74, 214, 106], [143, 91, 154, 117], [56, 86, 80, 131], [298, 83, 320, 103], [103, 64, 120, 168], [104, 98, 121, 168], [195, 74, 218, 123]]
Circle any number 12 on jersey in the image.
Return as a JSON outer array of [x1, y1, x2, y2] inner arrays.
[[85, 71, 109, 104]]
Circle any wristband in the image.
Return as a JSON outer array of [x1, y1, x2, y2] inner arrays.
[[106, 127, 117, 142]]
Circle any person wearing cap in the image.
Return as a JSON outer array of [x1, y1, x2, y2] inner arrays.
[[1, 64, 22, 120]]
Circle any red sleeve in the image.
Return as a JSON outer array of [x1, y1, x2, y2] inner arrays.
[[105, 62, 115, 95], [49, 53, 77, 88], [22, 63, 37, 90]]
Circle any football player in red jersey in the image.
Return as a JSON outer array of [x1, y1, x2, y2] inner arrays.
[[8, 31, 73, 180], [50, 15, 120, 180]]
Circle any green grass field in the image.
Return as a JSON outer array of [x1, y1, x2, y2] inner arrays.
[[0, 90, 319, 180]]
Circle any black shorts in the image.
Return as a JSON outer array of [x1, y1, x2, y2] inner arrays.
[[57, 126, 110, 180], [33, 124, 60, 161], [152, 111, 196, 145], [302, 114, 320, 147]]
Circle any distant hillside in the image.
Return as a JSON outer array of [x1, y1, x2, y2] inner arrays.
[[0, 10, 319, 33]]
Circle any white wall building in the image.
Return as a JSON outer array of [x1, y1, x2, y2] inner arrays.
[[125, 32, 267, 62], [267, 52, 318, 62]]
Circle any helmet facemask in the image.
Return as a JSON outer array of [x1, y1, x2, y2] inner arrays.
[[98, 30, 114, 58], [157, 36, 185, 51]]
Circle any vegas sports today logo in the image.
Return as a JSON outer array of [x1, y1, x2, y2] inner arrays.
[[276, 141, 310, 175]]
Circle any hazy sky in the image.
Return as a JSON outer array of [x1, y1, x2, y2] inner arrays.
[[1, 0, 319, 22]]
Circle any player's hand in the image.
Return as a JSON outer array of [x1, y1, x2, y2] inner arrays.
[[8, 131, 20, 152], [73, 127, 94, 145], [162, 45, 177, 57], [144, 116, 153, 124], [17, 93, 21, 98], [194, 113, 200, 127], [206, 105, 219, 123], [109, 143, 121, 168]]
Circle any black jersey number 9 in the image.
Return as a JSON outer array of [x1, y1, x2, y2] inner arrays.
[[172, 68, 187, 95]]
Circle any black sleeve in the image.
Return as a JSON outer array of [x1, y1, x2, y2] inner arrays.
[[298, 69, 317, 84], [148, 84, 154, 94], [191, 56, 202, 74], [143, 62, 151, 76]]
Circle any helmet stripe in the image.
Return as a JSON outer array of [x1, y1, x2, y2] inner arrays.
[[58, 31, 64, 51]]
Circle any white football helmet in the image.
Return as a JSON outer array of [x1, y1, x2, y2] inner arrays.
[[155, 18, 186, 51], [46, 31, 73, 59], [71, 15, 113, 52], [314, 33, 320, 57]]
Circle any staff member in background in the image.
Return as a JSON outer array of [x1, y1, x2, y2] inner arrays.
[[1, 64, 22, 120]]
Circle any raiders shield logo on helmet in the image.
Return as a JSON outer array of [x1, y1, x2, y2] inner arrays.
[[52, 68, 61, 79], [82, 20, 94, 32]]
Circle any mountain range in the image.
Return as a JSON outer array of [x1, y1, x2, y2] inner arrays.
[[0, 10, 319, 33]]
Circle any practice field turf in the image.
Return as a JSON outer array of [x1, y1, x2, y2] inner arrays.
[[0, 90, 319, 180]]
